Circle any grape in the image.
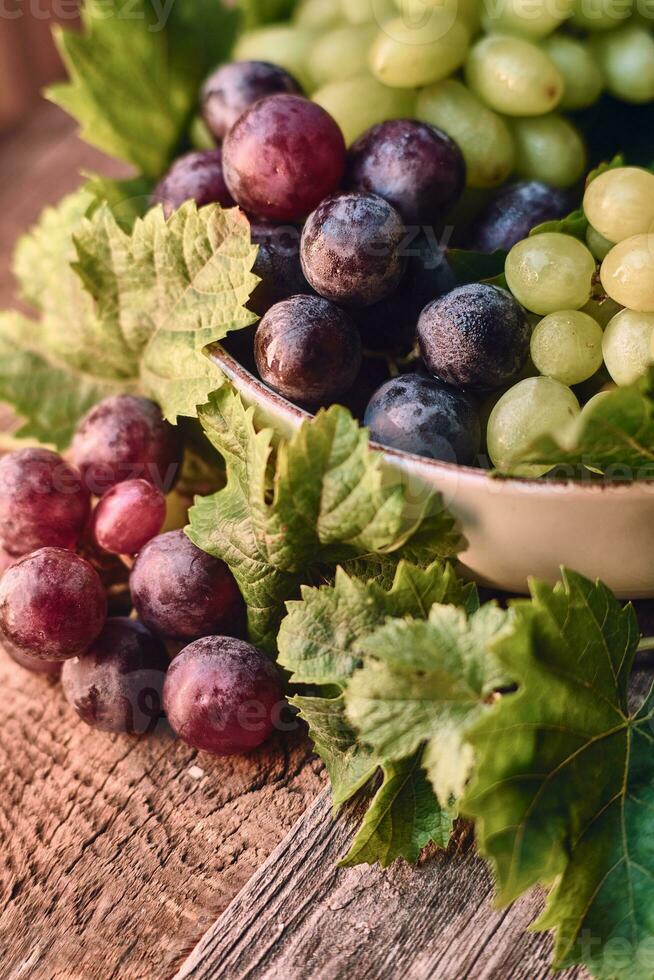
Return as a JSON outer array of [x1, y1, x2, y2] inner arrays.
[[590, 26, 654, 103], [151, 150, 234, 218], [543, 35, 603, 110], [312, 74, 416, 146], [600, 235, 654, 312], [505, 233, 596, 316], [222, 95, 345, 222], [483, 0, 575, 38], [0, 448, 90, 557], [466, 35, 563, 117], [510, 115, 586, 188], [467, 181, 569, 253], [0, 549, 107, 661], [233, 25, 316, 92], [130, 530, 245, 640], [364, 373, 481, 464], [586, 225, 614, 261], [92, 479, 166, 556], [581, 294, 622, 329], [583, 167, 654, 244], [163, 636, 284, 756], [487, 376, 580, 476], [249, 222, 310, 317], [308, 23, 376, 88], [201, 61, 302, 142], [342, 0, 395, 22], [369, 14, 470, 89], [61, 618, 169, 734], [71, 394, 184, 496], [416, 79, 515, 189], [300, 193, 406, 308], [295, 0, 342, 28], [418, 283, 530, 390], [602, 309, 654, 385], [254, 295, 362, 405], [580, 389, 613, 419], [3, 639, 62, 677], [345, 120, 465, 225], [0, 549, 15, 576], [530, 310, 604, 386], [572, 0, 632, 31]]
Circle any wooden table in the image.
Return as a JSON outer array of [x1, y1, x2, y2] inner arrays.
[[0, 102, 627, 980]]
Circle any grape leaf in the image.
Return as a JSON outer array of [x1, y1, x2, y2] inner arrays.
[[187, 386, 464, 653], [49, 0, 240, 178], [446, 248, 507, 286], [462, 569, 653, 979]]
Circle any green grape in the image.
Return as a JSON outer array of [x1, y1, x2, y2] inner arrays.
[[602, 308, 654, 385], [581, 294, 622, 327], [341, 0, 396, 23], [312, 74, 416, 144], [234, 25, 316, 92], [295, 0, 343, 28], [572, 0, 632, 31], [487, 376, 580, 476], [510, 114, 587, 188], [416, 79, 515, 188], [482, 0, 575, 38], [600, 235, 654, 312], [590, 26, 654, 103], [586, 225, 614, 261], [583, 167, 654, 243], [543, 35, 604, 110], [369, 14, 470, 88], [530, 310, 604, 385], [394, 0, 482, 33], [505, 232, 596, 315], [580, 389, 613, 419], [309, 23, 377, 87], [465, 35, 564, 116]]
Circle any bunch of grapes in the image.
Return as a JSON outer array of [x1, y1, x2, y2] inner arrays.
[[0, 395, 283, 755]]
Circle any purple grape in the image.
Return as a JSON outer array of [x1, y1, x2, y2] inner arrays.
[[163, 636, 284, 756], [249, 221, 311, 317], [0, 448, 90, 557], [222, 94, 346, 222], [418, 284, 530, 391], [61, 618, 169, 733], [300, 193, 407, 308], [346, 120, 466, 225], [201, 60, 303, 141], [151, 149, 234, 218], [0, 548, 107, 661], [92, 479, 166, 556], [467, 181, 571, 253], [364, 373, 480, 464], [130, 530, 245, 640], [71, 395, 184, 495], [3, 638, 62, 677]]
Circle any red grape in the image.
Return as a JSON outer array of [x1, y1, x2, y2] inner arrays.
[[3, 638, 62, 677], [467, 180, 570, 253], [222, 94, 346, 222], [0, 549, 107, 661], [163, 636, 284, 755], [130, 530, 245, 640], [61, 618, 169, 733], [249, 221, 310, 317], [151, 149, 234, 218], [0, 448, 90, 556], [92, 479, 166, 556], [202, 60, 302, 141]]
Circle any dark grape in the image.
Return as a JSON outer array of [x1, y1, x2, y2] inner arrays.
[[346, 120, 466, 225], [0, 448, 90, 557], [249, 222, 311, 317], [92, 479, 166, 556], [151, 149, 234, 218], [71, 394, 184, 495], [300, 193, 406, 308], [222, 94, 346, 222], [61, 618, 169, 734], [163, 636, 283, 756], [254, 295, 362, 405], [0, 549, 107, 661], [418, 284, 530, 391], [467, 181, 570, 253], [364, 373, 481, 464], [3, 638, 62, 677], [201, 60, 302, 141], [130, 530, 245, 640]]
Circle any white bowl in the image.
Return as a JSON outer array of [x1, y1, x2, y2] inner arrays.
[[210, 343, 654, 599]]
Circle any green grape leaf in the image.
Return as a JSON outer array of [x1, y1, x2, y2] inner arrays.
[[462, 569, 653, 979], [84, 173, 153, 230], [49, 0, 240, 178], [187, 385, 463, 653], [446, 248, 507, 286]]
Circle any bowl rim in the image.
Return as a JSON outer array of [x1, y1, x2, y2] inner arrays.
[[209, 341, 654, 499]]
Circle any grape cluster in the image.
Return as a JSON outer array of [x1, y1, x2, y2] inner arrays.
[[1, 395, 283, 755]]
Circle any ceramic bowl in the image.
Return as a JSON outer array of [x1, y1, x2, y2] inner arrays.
[[210, 342, 654, 599]]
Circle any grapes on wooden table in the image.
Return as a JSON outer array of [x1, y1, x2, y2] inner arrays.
[[91, 479, 167, 557], [467, 181, 569, 253], [249, 221, 310, 317], [151, 149, 234, 217], [201, 60, 302, 141], [61, 618, 169, 734], [254, 294, 362, 405], [163, 636, 284, 756]]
